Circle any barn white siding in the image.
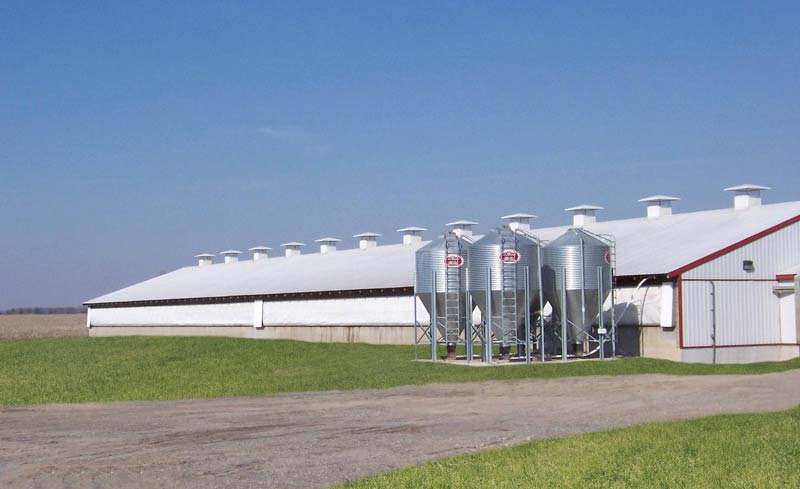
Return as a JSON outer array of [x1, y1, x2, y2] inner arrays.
[[91, 303, 253, 327], [681, 280, 782, 347], [682, 220, 800, 280], [680, 220, 799, 350], [263, 296, 429, 326]]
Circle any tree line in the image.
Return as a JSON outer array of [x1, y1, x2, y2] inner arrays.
[[0, 307, 86, 315]]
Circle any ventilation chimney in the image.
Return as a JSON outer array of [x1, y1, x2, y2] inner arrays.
[[501, 213, 536, 232], [315, 237, 342, 254], [397, 227, 427, 245], [638, 195, 680, 219], [446, 220, 478, 238], [724, 184, 770, 210], [280, 242, 305, 257], [354, 232, 381, 250], [194, 253, 215, 266], [248, 246, 271, 261], [564, 205, 603, 227], [220, 250, 242, 264]]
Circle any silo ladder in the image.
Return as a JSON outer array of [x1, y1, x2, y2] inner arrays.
[[500, 231, 518, 346], [444, 234, 463, 342]]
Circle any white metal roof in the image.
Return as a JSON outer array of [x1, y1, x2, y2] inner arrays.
[[87, 201, 800, 305], [87, 241, 428, 305], [533, 201, 800, 277]]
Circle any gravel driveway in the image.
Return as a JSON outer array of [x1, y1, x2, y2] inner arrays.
[[1, 370, 798, 488]]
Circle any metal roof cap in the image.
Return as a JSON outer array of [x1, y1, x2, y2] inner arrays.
[[565, 205, 604, 212], [638, 195, 681, 203], [501, 213, 537, 219], [724, 184, 771, 193]]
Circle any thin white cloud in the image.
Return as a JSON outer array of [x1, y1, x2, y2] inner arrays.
[[250, 126, 310, 142], [229, 125, 331, 155]]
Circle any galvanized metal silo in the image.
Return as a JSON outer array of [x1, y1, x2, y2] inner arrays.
[[542, 228, 613, 354], [467, 225, 542, 359], [415, 227, 474, 358]]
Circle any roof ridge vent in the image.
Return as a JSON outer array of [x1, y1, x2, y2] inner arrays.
[[446, 220, 478, 238], [638, 195, 680, 219], [220, 250, 242, 264], [565, 205, 603, 227], [724, 184, 770, 210], [194, 253, 215, 266], [280, 242, 305, 257], [501, 213, 536, 231], [248, 246, 271, 261], [354, 232, 381, 250], [397, 226, 427, 245], [314, 237, 342, 254]]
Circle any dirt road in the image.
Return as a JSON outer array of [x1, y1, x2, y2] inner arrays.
[[1, 370, 798, 488]]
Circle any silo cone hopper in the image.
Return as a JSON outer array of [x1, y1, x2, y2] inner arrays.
[[467, 226, 542, 360], [542, 228, 612, 355], [415, 231, 473, 358]]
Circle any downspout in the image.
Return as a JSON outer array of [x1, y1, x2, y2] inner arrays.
[[709, 280, 717, 365]]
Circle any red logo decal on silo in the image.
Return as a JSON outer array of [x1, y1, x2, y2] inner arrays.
[[499, 249, 521, 263], [604, 251, 611, 264], [444, 255, 464, 268]]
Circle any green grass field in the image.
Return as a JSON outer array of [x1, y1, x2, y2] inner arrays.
[[1, 336, 798, 406], [338, 406, 800, 488]]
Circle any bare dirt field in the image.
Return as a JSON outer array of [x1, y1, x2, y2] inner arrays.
[[1, 370, 798, 489], [0, 314, 87, 339]]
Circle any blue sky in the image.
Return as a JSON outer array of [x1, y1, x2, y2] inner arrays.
[[1, 1, 798, 308]]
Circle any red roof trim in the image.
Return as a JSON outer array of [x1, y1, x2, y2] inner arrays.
[[681, 278, 777, 282], [776, 274, 797, 281], [666, 214, 800, 279]]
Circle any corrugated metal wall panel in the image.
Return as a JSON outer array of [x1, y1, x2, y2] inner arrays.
[[91, 303, 253, 327], [682, 281, 781, 347], [684, 221, 800, 280]]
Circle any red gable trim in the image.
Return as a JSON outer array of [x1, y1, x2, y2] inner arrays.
[[666, 214, 800, 279], [776, 274, 797, 281]]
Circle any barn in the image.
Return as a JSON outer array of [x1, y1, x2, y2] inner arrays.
[[85, 184, 799, 363]]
